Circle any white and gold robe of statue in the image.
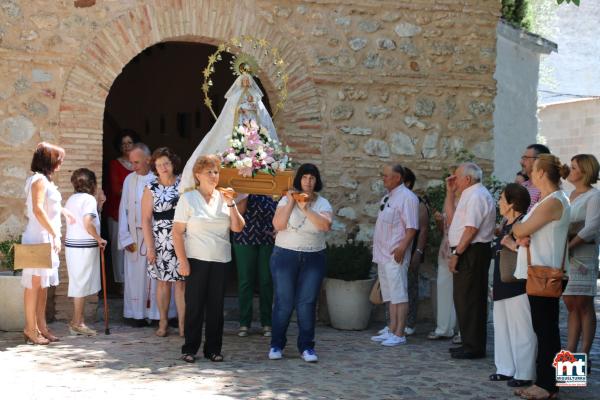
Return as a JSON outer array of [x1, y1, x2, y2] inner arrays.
[[118, 171, 176, 320]]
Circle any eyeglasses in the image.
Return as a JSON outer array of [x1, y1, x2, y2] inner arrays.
[[520, 155, 537, 160], [155, 161, 172, 169], [380, 196, 389, 211]]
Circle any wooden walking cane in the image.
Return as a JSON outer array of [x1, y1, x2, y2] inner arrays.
[[100, 248, 110, 335]]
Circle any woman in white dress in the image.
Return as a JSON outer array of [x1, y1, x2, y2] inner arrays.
[[22, 142, 73, 345], [65, 168, 107, 336], [513, 154, 571, 400], [563, 154, 600, 370]]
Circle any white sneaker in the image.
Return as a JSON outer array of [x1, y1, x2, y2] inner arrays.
[[268, 347, 282, 360], [237, 326, 249, 337], [377, 326, 390, 335], [404, 327, 415, 336], [381, 334, 407, 347], [371, 331, 392, 342], [301, 349, 318, 363]]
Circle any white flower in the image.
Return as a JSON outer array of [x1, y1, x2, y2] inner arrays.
[[242, 157, 253, 167], [234, 160, 244, 169], [225, 153, 237, 162]]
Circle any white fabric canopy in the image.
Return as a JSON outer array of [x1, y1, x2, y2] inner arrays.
[[180, 74, 279, 193]]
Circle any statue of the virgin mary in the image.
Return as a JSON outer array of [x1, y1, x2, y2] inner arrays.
[[179, 73, 279, 193]]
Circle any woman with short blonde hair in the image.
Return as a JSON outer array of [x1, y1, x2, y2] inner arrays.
[[173, 155, 244, 362], [563, 154, 599, 372]]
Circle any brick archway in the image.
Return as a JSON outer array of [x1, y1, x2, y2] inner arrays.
[[58, 0, 321, 180], [54, 0, 321, 320]]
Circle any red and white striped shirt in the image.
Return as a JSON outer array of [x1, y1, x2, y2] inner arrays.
[[522, 180, 541, 212]]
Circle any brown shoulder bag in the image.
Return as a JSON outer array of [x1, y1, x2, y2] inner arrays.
[[369, 277, 383, 305], [525, 240, 567, 298]]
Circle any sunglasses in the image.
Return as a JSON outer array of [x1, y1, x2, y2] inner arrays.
[[380, 196, 389, 211]]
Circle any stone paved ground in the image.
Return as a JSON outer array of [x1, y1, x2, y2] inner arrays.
[[1, 297, 598, 400]]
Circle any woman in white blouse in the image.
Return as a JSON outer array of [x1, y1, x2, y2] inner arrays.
[[21, 142, 74, 345], [172, 155, 244, 363], [268, 163, 332, 363], [512, 154, 571, 400], [563, 154, 599, 371]]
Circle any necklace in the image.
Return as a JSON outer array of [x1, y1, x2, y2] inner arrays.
[[119, 157, 133, 170], [287, 204, 309, 231], [287, 215, 307, 231]]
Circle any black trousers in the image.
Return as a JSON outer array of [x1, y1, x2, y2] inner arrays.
[[181, 258, 228, 357], [453, 242, 492, 354], [528, 295, 561, 393]]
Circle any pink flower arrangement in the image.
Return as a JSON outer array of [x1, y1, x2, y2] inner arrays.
[[221, 120, 292, 177]]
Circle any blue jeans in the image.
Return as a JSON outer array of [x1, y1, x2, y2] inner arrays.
[[270, 246, 326, 353]]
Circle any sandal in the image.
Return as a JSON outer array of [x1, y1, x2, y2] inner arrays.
[[23, 330, 50, 345], [508, 379, 532, 387], [205, 353, 224, 362], [180, 354, 196, 363], [39, 329, 60, 342], [489, 373, 512, 381]]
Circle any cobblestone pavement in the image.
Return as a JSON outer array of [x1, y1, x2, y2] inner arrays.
[[1, 297, 598, 400]]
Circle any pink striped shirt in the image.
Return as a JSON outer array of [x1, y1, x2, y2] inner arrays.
[[522, 180, 541, 212], [372, 184, 420, 264]]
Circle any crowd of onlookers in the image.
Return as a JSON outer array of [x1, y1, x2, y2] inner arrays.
[[19, 136, 598, 398], [370, 144, 598, 399]]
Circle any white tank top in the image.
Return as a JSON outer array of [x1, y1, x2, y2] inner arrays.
[[514, 190, 570, 279]]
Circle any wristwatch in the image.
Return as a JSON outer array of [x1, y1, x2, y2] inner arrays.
[[451, 248, 461, 257]]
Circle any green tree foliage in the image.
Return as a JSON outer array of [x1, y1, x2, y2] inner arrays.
[[423, 151, 504, 255], [557, 0, 580, 5], [502, 0, 533, 30]]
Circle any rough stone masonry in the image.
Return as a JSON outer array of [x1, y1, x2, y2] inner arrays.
[[0, 0, 499, 319]]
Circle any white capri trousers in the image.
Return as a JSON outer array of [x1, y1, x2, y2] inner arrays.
[[493, 293, 537, 380]]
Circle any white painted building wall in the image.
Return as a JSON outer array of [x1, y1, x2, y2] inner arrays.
[[493, 21, 556, 183]]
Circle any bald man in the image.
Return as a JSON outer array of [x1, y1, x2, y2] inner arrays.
[[118, 143, 175, 324]]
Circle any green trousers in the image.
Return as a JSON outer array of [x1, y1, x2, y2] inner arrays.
[[232, 243, 274, 327]]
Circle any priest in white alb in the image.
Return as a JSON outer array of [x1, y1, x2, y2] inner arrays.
[[118, 143, 176, 323]]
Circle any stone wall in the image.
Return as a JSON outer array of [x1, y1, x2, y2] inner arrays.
[[0, 0, 500, 320], [538, 98, 600, 165]]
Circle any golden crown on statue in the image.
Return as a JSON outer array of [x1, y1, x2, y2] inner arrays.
[[202, 36, 289, 120]]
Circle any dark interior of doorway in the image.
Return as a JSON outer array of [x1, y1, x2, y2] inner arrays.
[[102, 41, 272, 298]]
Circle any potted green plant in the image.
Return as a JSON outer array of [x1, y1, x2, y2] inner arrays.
[[0, 237, 25, 331], [324, 240, 374, 330]]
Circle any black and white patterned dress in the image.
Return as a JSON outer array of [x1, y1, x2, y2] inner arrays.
[[147, 176, 183, 281]]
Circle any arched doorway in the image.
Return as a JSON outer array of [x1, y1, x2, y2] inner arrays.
[[102, 41, 272, 163]]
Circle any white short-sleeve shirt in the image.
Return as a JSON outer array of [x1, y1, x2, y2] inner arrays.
[[274, 195, 332, 252], [174, 189, 232, 263], [448, 183, 496, 247], [372, 184, 420, 265], [65, 193, 99, 247]]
